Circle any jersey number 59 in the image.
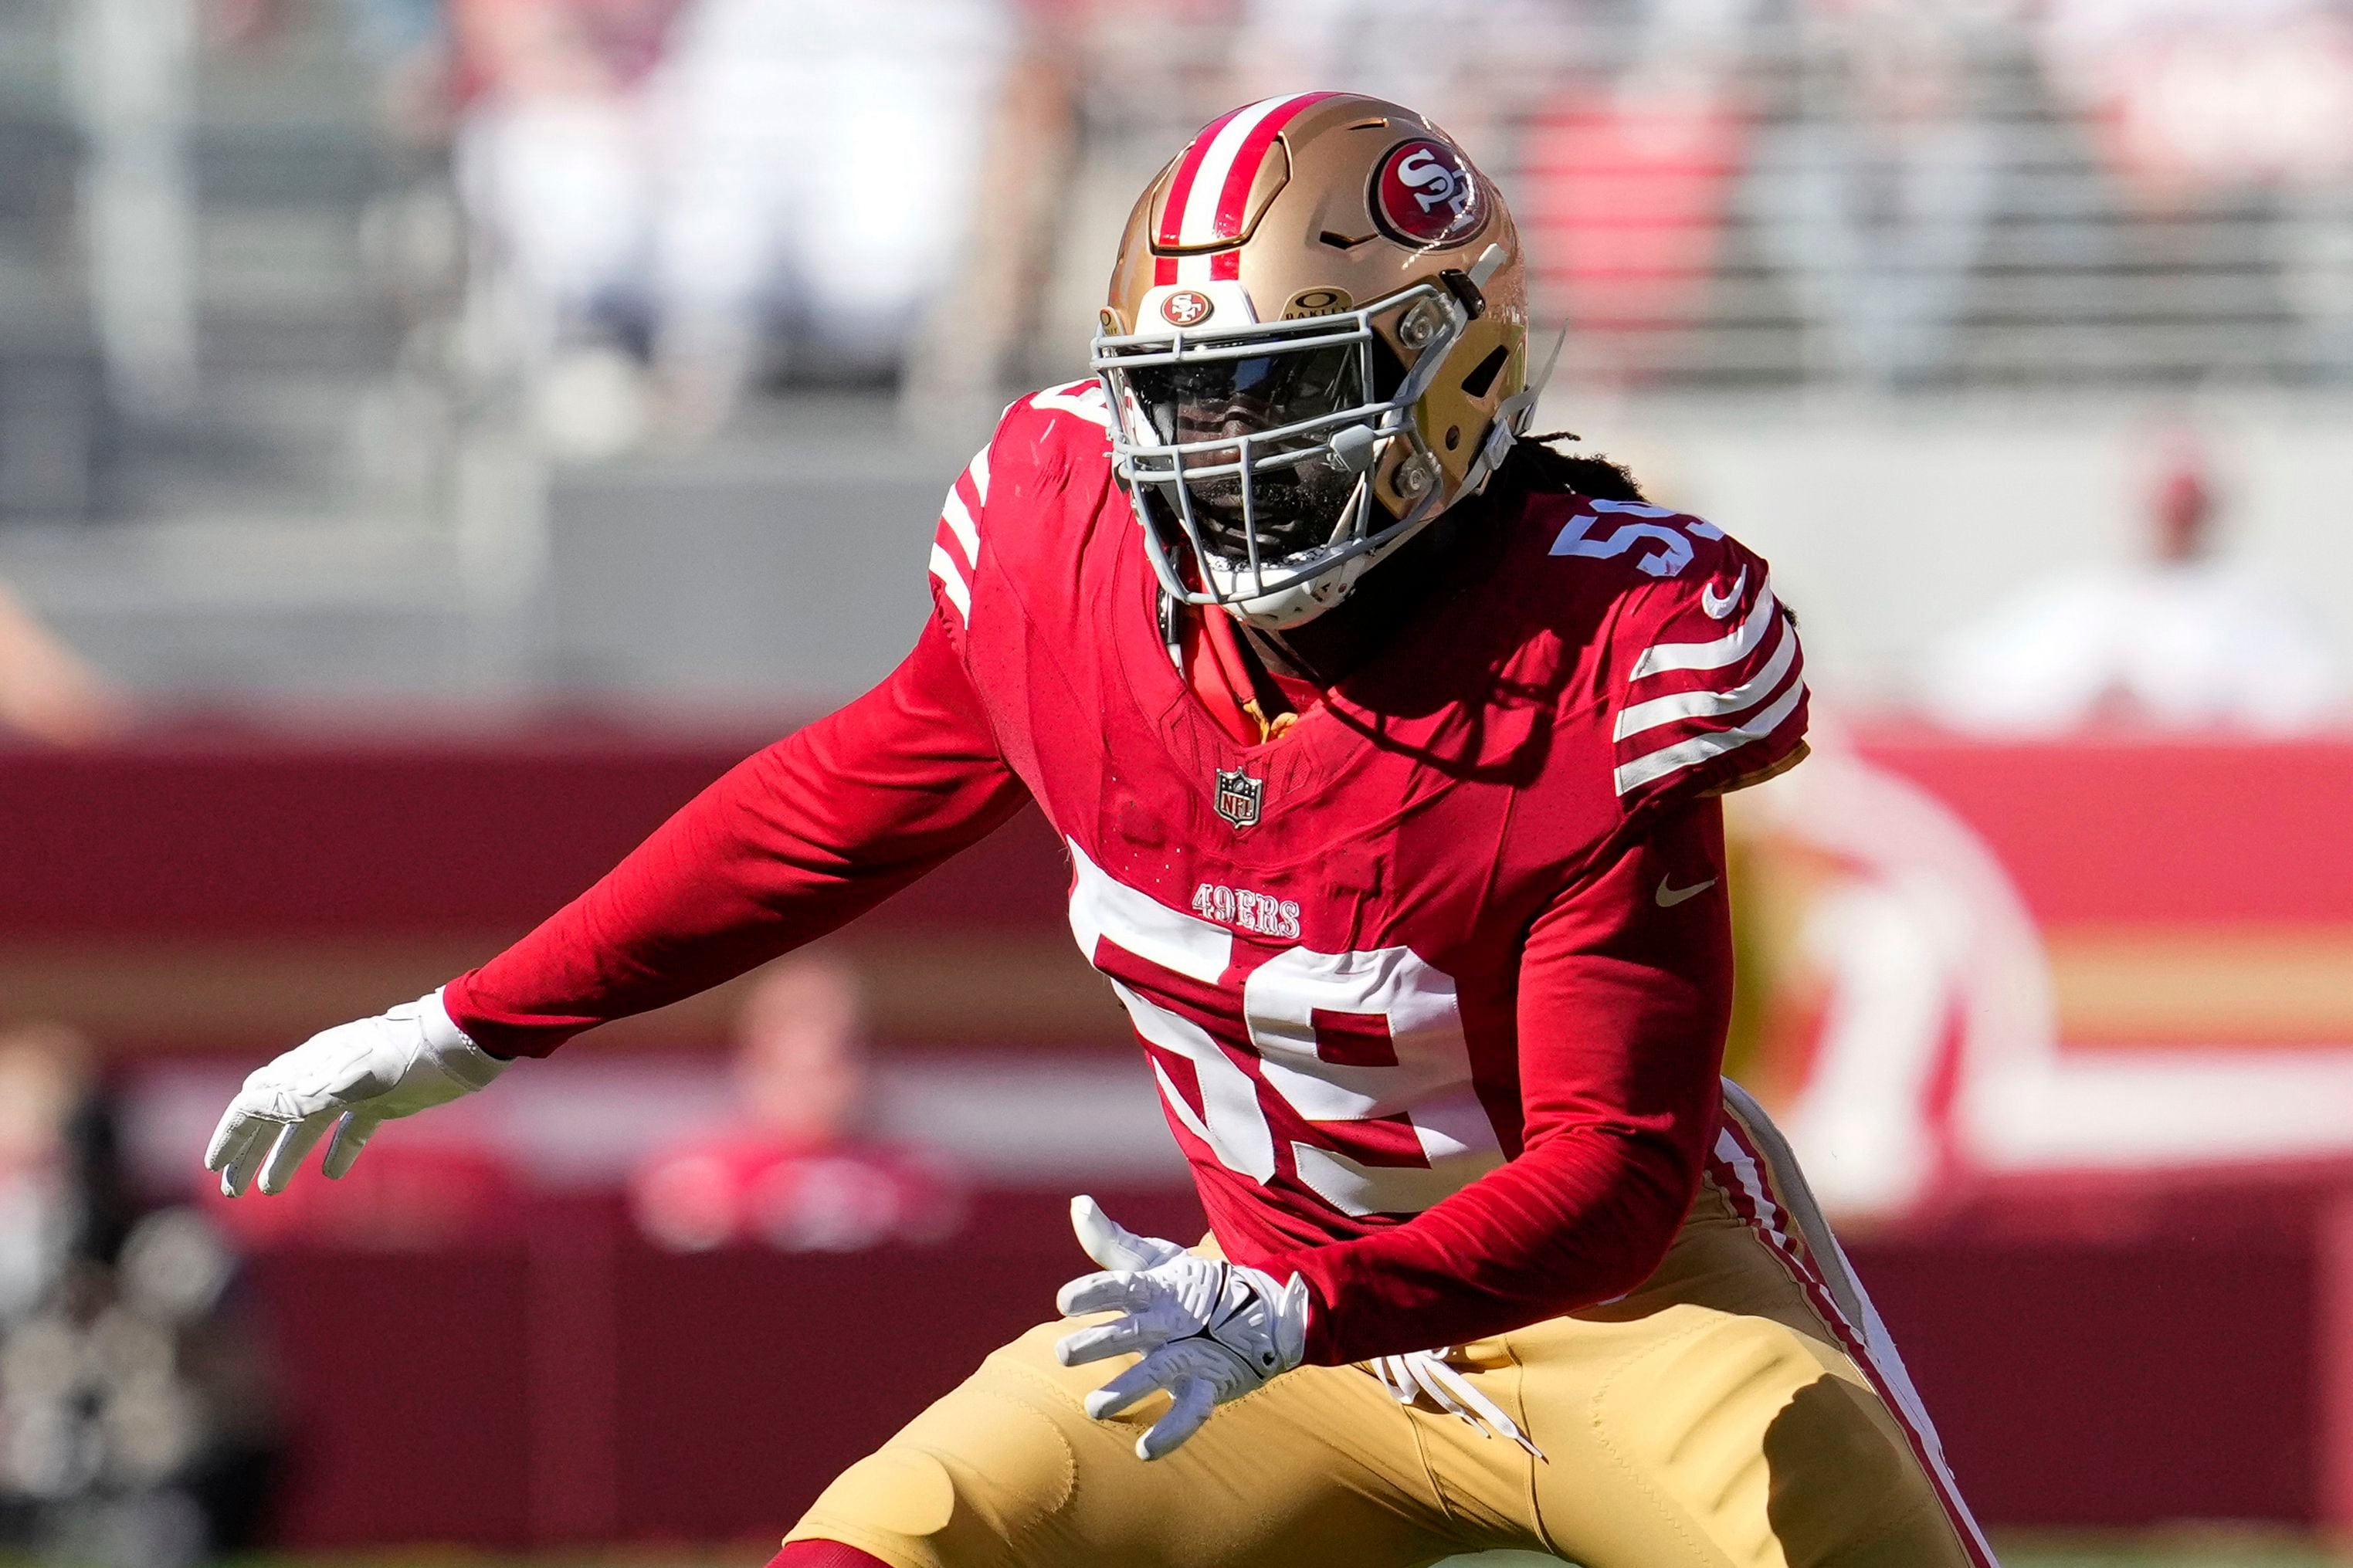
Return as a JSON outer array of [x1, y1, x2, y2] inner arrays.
[[1550, 499, 1724, 578], [1068, 843, 1504, 1217]]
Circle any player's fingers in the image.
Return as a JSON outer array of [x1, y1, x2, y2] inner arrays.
[[1054, 1314, 1158, 1367], [1069, 1195, 1129, 1269], [257, 1113, 336, 1195], [212, 1119, 276, 1198], [1081, 1355, 1170, 1421], [206, 1112, 263, 1183], [321, 1112, 377, 1180], [1056, 1269, 1145, 1318], [204, 1100, 259, 1173], [1138, 1376, 1217, 1461], [1070, 1195, 1178, 1272]]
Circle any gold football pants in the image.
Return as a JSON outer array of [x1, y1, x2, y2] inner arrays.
[[785, 1083, 1997, 1568]]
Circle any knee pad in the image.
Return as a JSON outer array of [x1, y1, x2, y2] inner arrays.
[[796, 1389, 1079, 1566]]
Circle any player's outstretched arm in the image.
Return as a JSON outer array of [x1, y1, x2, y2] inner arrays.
[[205, 989, 503, 1197], [442, 614, 1028, 1058], [209, 612, 1029, 1196], [1258, 799, 1735, 1366]]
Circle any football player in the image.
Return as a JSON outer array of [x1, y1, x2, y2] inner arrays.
[[205, 94, 1998, 1567]]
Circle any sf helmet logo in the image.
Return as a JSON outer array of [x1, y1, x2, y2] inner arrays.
[[1212, 767, 1264, 830], [1161, 290, 1214, 327], [1371, 138, 1485, 247]]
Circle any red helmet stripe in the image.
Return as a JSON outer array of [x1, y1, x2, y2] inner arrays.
[[1161, 94, 1338, 256], [1210, 91, 1338, 242], [1157, 103, 1249, 250]]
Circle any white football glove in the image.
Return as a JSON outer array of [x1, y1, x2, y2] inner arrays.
[[204, 989, 507, 1197], [1053, 1195, 1310, 1461]]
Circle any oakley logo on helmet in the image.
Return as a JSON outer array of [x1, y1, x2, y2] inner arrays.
[[1161, 290, 1215, 327], [1372, 139, 1484, 247], [1281, 286, 1354, 320]]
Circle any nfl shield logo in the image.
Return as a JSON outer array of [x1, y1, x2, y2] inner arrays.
[[1212, 767, 1264, 831]]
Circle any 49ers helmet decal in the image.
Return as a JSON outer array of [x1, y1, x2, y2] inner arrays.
[[1371, 138, 1487, 247], [1093, 93, 1540, 630]]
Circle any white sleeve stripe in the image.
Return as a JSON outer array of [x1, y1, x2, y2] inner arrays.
[[968, 445, 990, 503], [927, 543, 971, 620], [1027, 381, 1113, 431], [1613, 678, 1806, 796], [941, 486, 980, 565], [1614, 619, 1799, 740], [1631, 581, 1778, 678]]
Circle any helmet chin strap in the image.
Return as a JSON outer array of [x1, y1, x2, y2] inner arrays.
[[1213, 321, 1568, 633]]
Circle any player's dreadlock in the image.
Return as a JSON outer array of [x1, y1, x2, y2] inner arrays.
[[1495, 431, 1647, 503], [1248, 430, 1658, 684]]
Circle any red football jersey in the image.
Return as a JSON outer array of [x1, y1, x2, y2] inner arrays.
[[927, 378, 1806, 1246], [446, 382, 1809, 1360]]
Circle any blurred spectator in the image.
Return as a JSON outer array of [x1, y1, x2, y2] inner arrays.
[[0, 1029, 119, 1316], [1223, 0, 1578, 141], [2036, 0, 2353, 379], [0, 582, 131, 746], [1517, 0, 1755, 385], [449, 0, 683, 451], [0, 1027, 280, 1568], [632, 957, 966, 1253], [63, 0, 199, 417], [1924, 432, 2342, 734], [1752, 0, 2009, 384], [644, 0, 1013, 435], [453, 0, 1015, 451], [2039, 0, 2353, 199]]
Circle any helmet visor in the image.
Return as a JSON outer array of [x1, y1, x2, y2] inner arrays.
[[1110, 341, 1365, 560], [1122, 344, 1358, 452]]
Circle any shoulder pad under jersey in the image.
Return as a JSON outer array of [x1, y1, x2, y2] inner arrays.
[[924, 381, 1118, 638], [1542, 497, 1810, 818], [925, 441, 992, 635]]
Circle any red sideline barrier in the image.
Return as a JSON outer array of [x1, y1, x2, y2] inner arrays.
[[9, 729, 2348, 937], [0, 730, 1070, 940], [236, 1184, 2335, 1546], [1860, 731, 2353, 924], [249, 1188, 1212, 1549]]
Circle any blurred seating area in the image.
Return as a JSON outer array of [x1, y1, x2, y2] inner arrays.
[[0, 0, 2347, 710]]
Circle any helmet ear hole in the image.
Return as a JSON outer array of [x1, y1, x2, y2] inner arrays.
[[1458, 345, 1510, 400]]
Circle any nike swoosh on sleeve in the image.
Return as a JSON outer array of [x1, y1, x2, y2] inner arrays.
[[1700, 567, 1747, 619], [1654, 875, 1718, 907]]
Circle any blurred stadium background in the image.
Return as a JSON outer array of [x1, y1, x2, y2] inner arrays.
[[3, 0, 2353, 1563]]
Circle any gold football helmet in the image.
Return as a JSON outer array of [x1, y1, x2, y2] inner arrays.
[[1093, 92, 1540, 629]]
